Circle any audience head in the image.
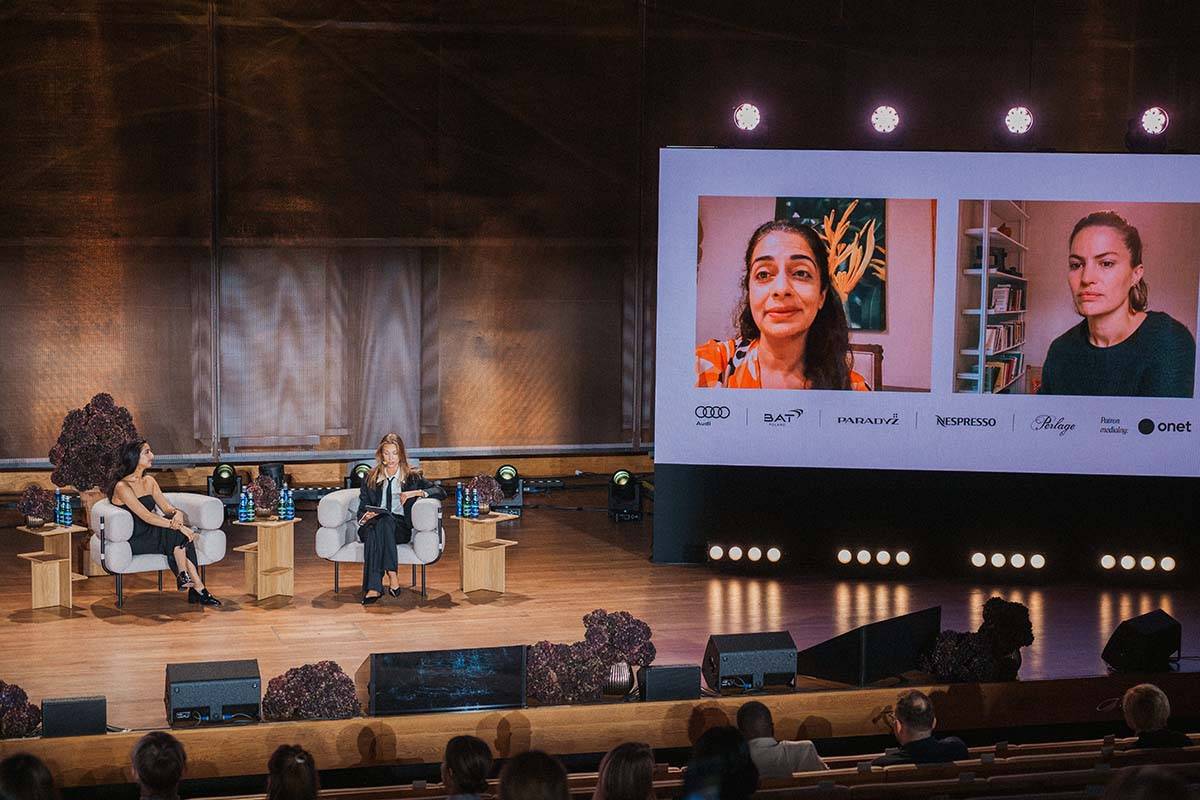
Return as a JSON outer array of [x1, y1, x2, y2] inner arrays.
[[499, 750, 569, 800], [890, 690, 936, 744], [0, 753, 58, 800], [682, 725, 758, 800], [1122, 683, 1172, 734], [1102, 766, 1193, 800], [592, 742, 655, 800], [735, 701, 775, 740], [442, 735, 492, 796], [266, 745, 318, 800], [131, 731, 186, 798]]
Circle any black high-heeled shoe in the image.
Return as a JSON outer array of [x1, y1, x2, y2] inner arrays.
[[387, 586, 402, 598], [361, 593, 381, 606], [177, 571, 194, 591]]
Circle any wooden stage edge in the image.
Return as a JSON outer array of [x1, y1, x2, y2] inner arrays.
[[3, 671, 1197, 789]]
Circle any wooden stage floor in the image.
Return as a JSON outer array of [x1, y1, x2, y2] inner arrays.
[[0, 488, 1197, 732]]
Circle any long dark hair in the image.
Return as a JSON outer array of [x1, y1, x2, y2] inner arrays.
[[735, 219, 852, 389], [266, 744, 319, 800], [593, 742, 655, 800], [1070, 210, 1148, 312], [0, 753, 59, 800], [106, 439, 147, 501]]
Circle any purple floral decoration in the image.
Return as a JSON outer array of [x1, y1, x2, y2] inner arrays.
[[17, 485, 55, 519], [467, 475, 504, 506], [0, 680, 41, 739], [248, 474, 280, 511], [48, 393, 139, 491], [262, 661, 360, 721], [527, 609, 656, 705]]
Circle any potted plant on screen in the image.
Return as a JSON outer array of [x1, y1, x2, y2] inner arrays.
[[0, 679, 41, 739], [527, 609, 656, 705]]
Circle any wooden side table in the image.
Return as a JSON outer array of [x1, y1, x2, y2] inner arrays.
[[17, 524, 88, 609], [233, 518, 299, 600], [453, 512, 518, 593]]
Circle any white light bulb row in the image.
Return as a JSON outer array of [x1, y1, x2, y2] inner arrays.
[[836, 548, 911, 567], [708, 544, 782, 564], [970, 552, 1045, 569], [734, 104, 1170, 137], [1100, 554, 1176, 572]]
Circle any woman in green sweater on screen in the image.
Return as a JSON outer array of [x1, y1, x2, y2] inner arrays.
[[1039, 210, 1195, 398]]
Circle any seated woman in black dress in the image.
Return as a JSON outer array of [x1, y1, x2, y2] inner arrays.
[[357, 432, 446, 605], [109, 440, 221, 606], [1040, 210, 1196, 397]]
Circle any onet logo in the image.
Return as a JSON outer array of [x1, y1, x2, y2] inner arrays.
[[1138, 417, 1193, 435], [694, 406, 731, 419]]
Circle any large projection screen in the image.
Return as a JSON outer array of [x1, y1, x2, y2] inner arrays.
[[655, 149, 1200, 477]]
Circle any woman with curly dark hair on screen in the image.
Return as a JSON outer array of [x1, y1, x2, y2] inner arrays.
[[696, 220, 868, 390]]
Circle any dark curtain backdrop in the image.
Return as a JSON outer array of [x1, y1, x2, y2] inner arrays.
[[2, 1, 1197, 460]]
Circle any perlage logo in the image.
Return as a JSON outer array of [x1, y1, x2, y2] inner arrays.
[[1138, 417, 1193, 435], [935, 415, 997, 428], [763, 409, 804, 427], [1031, 414, 1075, 437]]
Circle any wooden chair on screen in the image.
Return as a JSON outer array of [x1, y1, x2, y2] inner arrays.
[[849, 343, 884, 390]]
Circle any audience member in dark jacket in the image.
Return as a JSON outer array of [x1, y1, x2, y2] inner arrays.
[[1123, 683, 1192, 749], [872, 690, 969, 766]]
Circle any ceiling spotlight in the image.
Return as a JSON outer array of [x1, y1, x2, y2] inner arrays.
[[870, 105, 900, 134], [895, 550, 911, 566], [1120, 555, 1136, 570], [766, 547, 782, 563], [856, 549, 871, 565], [708, 545, 724, 561], [1160, 556, 1176, 572], [971, 552, 987, 568], [1140, 556, 1156, 571], [1030, 554, 1046, 569], [1101, 554, 1116, 570], [990, 553, 1006, 568], [1141, 106, 1169, 135], [733, 102, 761, 131], [728, 546, 744, 561], [1005, 106, 1034, 134], [837, 548, 853, 565], [876, 550, 891, 565], [1010, 553, 1026, 569], [748, 546, 763, 562]]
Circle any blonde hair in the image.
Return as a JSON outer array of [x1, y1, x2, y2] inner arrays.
[[1122, 683, 1171, 733], [367, 433, 416, 487]]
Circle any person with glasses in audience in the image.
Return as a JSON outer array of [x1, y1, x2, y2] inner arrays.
[[872, 689, 968, 766]]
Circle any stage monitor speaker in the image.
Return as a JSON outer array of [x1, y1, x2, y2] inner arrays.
[[42, 696, 106, 737], [1102, 609, 1181, 672], [796, 606, 942, 687], [640, 664, 701, 702], [358, 645, 526, 716], [165, 659, 261, 726], [703, 631, 796, 692]]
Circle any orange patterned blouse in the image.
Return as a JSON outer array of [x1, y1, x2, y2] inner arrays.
[[695, 338, 870, 390]]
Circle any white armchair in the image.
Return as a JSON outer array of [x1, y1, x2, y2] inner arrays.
[[88, 493, 228, 607], [315, 488, 444, 599]]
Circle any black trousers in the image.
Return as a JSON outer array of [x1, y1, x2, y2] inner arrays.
[[358, 508, 414, 594], [130, 526, 198, 572]]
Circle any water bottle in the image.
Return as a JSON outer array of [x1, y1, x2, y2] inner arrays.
[[238, 490, 249, 523], [279, 482, 288, 519], [456, 482, 464, 517], [285, 487, 295, 521], [470, 488, 479, 518], [54, 488, 63, 525], [63, 494, 73, 526]]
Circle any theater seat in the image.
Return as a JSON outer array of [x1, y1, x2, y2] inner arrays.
[[88, 493, 228, 607], [315, 488, 444, 598]]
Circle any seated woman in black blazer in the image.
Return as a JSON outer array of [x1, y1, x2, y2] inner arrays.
[[357, 432, 446, 605]]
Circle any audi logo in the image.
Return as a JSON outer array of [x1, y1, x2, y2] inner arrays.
[[694, 406, 731, 419]]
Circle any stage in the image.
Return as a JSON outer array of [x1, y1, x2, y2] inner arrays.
[[0, 487, 1196, 733]]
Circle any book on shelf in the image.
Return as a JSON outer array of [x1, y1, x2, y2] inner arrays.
[[988, 285, 1023, 312], [984, 353, 1024, 392], [983, 320, 1024, 354]]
